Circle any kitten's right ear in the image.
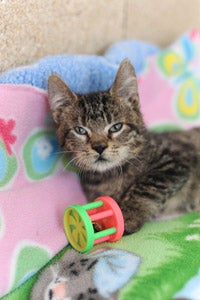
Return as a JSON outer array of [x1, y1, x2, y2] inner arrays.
[[48, 74, 77, 123]]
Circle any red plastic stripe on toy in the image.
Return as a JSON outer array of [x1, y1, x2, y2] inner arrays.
[[90, 209, 113, 222]]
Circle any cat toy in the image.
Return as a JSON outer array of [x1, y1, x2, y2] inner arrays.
[[63, 196, 124, 252]]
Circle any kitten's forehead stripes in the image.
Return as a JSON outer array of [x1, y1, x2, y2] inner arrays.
[[78, 93, 112, 125], [126, 123, 140, 134]]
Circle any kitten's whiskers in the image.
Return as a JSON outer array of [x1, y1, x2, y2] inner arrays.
[[55, 150, 83, 155], [63, 156, 80, 171], [124, 157, 142, 173]]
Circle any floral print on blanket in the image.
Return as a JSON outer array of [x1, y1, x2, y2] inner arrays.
[[0, 119, 18, 188], [10, 242, 51, 291], [139, 29, 200, 131], [158, 29, 200, 122], [23, 129, 61, 180], [0, 86, 87, 297]]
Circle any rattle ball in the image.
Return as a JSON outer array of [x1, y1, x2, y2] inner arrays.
[[63, 196, 124, 252]]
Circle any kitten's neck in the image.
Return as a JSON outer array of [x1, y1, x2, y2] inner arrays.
[[80, 166, 125, 184], [80, 155, 146, 185]]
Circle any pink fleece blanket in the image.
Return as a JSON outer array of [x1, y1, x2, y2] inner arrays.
[[0, 86, 87, 296], [1, 29, 200, 298]]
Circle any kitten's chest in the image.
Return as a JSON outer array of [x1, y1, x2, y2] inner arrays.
[[81, 169, 134, 202]]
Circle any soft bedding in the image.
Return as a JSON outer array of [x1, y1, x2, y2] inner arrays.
[[0, 29, 200, 300]]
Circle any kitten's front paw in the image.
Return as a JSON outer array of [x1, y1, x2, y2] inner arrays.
[[120, 199, 152, 235], [123, 217, 145, 235]]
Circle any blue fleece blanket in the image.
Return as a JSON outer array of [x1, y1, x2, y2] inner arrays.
[[0, 40, 159, 93]]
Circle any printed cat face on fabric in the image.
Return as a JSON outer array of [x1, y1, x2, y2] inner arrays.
[[48, 60, 146, 173], [30, 248, 141, 300]]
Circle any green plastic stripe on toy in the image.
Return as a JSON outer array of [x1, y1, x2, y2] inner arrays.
[[94, 227, 116, 240], [83, 201, 103, 211]]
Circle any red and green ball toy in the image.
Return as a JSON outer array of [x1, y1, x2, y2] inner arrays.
[[63, 196, 124, 253]]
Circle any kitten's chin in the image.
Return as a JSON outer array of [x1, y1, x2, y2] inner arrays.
[[92, 159, 121, 173], [74, 154, 124, 173]]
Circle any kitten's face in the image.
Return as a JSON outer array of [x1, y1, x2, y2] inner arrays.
[[48, 60, 146, 173]]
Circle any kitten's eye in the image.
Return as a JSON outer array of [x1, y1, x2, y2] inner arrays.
[[74, 126, 87, 135], [109, 123, 123, 133]]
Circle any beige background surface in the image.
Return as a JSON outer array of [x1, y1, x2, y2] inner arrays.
[[0, 0, 200, 72]]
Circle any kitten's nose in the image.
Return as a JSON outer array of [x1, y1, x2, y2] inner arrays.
[[92, 142, 107, 155]]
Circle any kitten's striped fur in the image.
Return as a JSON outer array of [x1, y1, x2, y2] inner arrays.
[[48, 60, 200, 234]]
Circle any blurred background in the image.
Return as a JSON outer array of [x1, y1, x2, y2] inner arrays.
[[1, 0, 200, 72]]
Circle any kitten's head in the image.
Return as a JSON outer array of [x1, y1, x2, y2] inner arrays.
[[48, 60, 146, 173]]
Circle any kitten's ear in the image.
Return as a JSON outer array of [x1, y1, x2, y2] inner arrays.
[[48, 74, 77, 122], [110, 59, 138, 106]]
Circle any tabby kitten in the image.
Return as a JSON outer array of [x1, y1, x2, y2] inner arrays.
[[48, 60, 200, 234]]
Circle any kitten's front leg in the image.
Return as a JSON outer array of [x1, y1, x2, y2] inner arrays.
[[118, 187, 156, 234], [81, 177, 151, 233], [118, 150, 194, 234]]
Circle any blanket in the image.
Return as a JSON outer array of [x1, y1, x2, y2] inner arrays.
[[2, 214, 200, 300], [0, 29, 200, 299]]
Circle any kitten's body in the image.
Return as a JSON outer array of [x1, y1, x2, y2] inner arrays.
[[83, 128, 200, 213], [48, 60, 200, 234]]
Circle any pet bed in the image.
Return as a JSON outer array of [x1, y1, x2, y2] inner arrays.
[[0, 29, 200, 300]]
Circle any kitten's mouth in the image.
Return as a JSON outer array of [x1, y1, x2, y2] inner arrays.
[[91, 155, 121, 172], [95, 156, 108, 163]]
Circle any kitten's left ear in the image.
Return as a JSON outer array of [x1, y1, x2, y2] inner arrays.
[[110, 59, 138, 106]]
